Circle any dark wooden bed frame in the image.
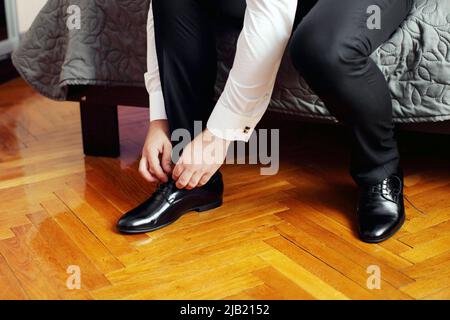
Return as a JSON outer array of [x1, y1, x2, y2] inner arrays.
[[68, 85, 149, 157], [68, 85, 450, 158]]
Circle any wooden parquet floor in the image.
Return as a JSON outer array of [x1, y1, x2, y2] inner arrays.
[[0, 78, 449, 300]]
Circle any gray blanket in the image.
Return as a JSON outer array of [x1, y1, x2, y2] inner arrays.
[[12, 0, 450, 123]]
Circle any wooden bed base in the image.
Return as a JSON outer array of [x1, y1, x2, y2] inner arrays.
[[68, 85, 149, 157]]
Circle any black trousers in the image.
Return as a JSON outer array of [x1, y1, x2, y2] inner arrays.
[[152, 0, 413, 186]]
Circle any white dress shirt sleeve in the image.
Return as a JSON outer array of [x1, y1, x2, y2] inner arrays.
[[207, 0, 297, 141], [145, 0, 298, 140], [145, 4, 167, 121]]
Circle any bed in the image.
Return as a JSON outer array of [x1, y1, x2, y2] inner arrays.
[[11, 0, 450, 156]]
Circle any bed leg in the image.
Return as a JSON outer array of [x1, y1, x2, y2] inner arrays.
[[79, 98, 120, 157]]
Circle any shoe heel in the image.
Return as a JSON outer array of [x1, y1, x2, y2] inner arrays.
[[195, 200, 223, 212]]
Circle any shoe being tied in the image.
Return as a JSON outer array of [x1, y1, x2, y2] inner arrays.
[[117, 172, 223, 234]]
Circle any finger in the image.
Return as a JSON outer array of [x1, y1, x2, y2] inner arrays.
[[172, 162, 184, 180], [198, 173, 213, 187], [186, 171, 203, 190], [161, 142, 173, 174], [148, 149, 168, 183], [176, 170, 194, 189], [139, 157, 157, 183]]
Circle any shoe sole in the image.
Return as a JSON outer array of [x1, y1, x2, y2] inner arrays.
[[359, 213, 406, 244], [117, 200, 223, 235]]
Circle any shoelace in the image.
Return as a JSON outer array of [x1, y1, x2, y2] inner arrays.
[[404, 195, 427, 216], [369, 176, 427, 216], [154, 180, 176, 201], [370, 176, 401, 196]]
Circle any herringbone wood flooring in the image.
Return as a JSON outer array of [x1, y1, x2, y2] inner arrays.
[[0, 78, 449, 300]]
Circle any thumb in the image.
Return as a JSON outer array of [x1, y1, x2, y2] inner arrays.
[[161, 141, 173, 174]]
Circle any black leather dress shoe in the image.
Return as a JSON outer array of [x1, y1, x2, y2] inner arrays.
[[117, 172, 223, 234], [357, 172, 405, 243]]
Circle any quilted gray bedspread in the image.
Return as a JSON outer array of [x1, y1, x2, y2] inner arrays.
[[12, 0, 450, 123]]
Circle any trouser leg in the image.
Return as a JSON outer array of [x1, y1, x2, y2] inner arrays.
[[152, 0, 246, 139], [290, 0, 413, 186], [152, 0, 217, 138]]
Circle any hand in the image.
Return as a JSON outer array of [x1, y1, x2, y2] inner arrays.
[[139, 120, 173, 183], [173, 129, 231, 190]]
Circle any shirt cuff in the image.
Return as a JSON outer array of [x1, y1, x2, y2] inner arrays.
[[149, 91, 168, 121], [207, 101, 263, 142]]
